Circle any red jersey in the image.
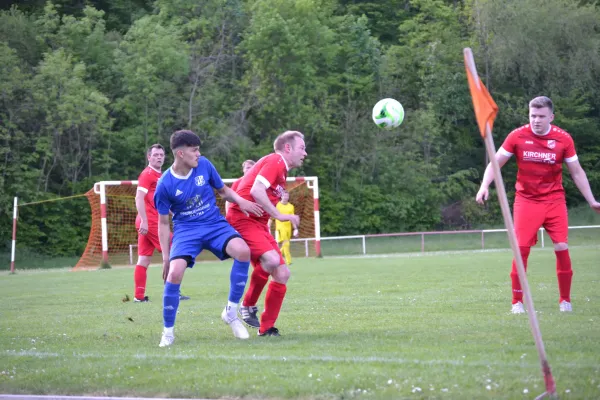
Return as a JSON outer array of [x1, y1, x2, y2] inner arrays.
[[230, 177, 242, 192], [137, 166, 162, 225], [500, 124, 577, 203], [230, 153, 288, 224]]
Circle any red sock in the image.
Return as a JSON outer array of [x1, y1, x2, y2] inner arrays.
[[555, 249, 573, 303], [510, 246, 531, 304], [134, 265, 148, 300], [260, 281, 287, 334], [242, 262, 270, 307]]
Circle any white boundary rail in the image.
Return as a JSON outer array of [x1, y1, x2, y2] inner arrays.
[[289, 225, 600, 256]]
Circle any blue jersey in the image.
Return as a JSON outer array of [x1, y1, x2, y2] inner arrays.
[[154, 157, 226, 233]]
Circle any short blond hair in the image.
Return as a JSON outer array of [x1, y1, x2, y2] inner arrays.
[[241, 159, 255, 170], [273, 130, 304, 152], [529, 96, 554, 113]]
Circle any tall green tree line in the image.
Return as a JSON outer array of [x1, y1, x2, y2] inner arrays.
[[1, 0, 599, 259]]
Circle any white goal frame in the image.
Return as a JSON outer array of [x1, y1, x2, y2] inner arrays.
[[92, 176, 321, 264]]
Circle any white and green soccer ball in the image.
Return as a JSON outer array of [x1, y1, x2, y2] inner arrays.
[[372, 98, 404, 129]]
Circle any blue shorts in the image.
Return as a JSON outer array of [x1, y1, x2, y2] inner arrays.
[[170, 218, 241, 268]]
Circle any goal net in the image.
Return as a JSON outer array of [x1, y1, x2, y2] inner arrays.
[[74, 177, 321, 269]]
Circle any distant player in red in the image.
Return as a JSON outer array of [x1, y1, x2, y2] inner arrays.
[[134, 144, 189, 302], [227, 131, 306, 336], [225, 159, 256, 215], [476, 96, 600, 314]]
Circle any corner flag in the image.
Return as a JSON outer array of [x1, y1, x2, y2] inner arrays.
[[464, 51, 498, 138], [463, 48, 557, 400]]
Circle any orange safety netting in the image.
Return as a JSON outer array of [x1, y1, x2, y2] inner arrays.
[[75, 180, 316, 269]]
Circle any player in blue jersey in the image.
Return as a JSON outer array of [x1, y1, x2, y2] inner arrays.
[[154, 130, 263, 347]]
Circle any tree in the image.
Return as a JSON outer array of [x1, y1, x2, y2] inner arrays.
[[32, 49, 112, 193], [112, 14, 189, 173]]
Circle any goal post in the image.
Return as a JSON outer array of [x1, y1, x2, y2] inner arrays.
[[75, 176, 321, 269]]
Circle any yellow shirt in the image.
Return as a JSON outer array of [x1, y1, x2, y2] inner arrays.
[[275, 202, 295, 231]]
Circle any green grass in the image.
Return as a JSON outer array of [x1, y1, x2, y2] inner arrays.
[[1, 246, 600, 399]]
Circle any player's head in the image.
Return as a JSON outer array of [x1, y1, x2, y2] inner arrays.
[[170, 130, 201, 168], [242, 159, 255, 175], [147, 144, 165, 169], [274, 130, 307, 168], [528, 96, 554, 135], [281, 190, 289, 204]]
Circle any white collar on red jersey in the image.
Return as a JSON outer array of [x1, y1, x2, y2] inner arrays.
[[275, 152, 290, 171], [530, 124, 551, 137], [148, 165, 162, 173]]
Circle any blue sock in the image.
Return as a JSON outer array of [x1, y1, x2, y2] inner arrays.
[[163, 282, 181, 328], [228, 259, 250, 303]]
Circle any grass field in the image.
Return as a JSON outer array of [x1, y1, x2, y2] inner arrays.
[[1, 247, 600, 399]]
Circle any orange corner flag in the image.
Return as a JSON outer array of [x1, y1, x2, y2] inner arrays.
[[464, 48, 498, 137]]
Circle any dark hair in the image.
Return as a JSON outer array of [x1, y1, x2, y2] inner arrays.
[[170, 130, 201, 150], [529, 96, 554, 113], [147, 143, 165, 156]]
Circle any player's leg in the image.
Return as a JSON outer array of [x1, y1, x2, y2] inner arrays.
[[228, 217, 270, 328], [511, 200, 544, 313], [240, 261, 269, 328], [278, 228, 292, 265], [543, 202, 572, 312], [281, 240, 292, 265], [258, 244, 290, 336], [134, 232, 154, 302], [157, 232, 190, 301], [160, 234, 201, 347], [159, 257, 190, 347], [219, 236, 251, 339]]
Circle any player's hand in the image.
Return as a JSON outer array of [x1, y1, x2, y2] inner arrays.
[[283, 214, 300, 227], [138, 220, 148, 235], [293, 228, 299, 237], [162, 259, 170, 283], [590, 200, 600, 214], [475, 187, 489, 205], [239, 199, 263, 217]]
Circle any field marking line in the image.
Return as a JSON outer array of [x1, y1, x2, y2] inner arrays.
[[0, 396, 210, 400], [3, 349, 597, 369]]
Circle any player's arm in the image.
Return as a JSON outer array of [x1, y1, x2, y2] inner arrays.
[[476, 149, 512, 204], [135, 180, 150, 235], [280, 202, 298, 232], [157, 213, 171, 282], [251, 181, 299, 226], [217, 185, 263, 217], [566, 159, 600, 212], [290, 205, 299, 236]]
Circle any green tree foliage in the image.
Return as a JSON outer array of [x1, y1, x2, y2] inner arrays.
[[112, 14, 189, 175]]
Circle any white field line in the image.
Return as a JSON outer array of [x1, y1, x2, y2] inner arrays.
[[3, 349, 596, 369], [0, 396, 210, 400]]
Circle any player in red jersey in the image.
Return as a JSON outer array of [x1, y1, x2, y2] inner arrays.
[[476, 96, 600, 314], [134, 144, 189, 302], [226, 131, 306, 336], [225, 159, 256, 214]]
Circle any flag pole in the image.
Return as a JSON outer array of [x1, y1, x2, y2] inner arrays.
[[464, 48, 557, 399]]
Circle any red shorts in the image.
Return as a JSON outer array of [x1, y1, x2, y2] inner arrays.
[[513, 200, 568, 247], [135, 217, 166, 257], [227, 213, 284, 265]]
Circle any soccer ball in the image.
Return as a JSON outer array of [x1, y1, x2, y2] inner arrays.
[[372, 98, 404, 129]]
